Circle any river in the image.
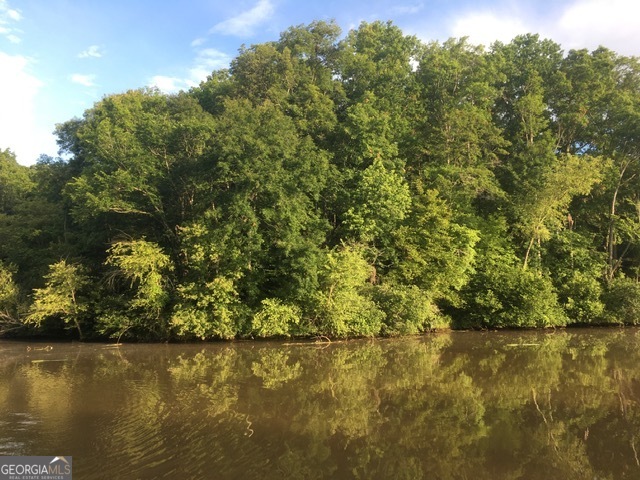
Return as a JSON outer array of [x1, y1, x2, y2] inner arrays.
[[1, 329, 639, 479]]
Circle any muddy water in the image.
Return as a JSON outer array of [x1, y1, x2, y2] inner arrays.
[[1, 329, 639, 479]]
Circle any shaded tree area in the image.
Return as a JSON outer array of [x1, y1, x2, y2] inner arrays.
[[1, 21, 640, 340]]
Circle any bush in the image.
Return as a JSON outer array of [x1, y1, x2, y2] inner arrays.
[[251, 298, 302, 337], [376, 284, 448, 335], [313, 244, 385, 337], [601, 277, 640, 325], [558, 271, 605, 324], [459, 260, 567, 328]]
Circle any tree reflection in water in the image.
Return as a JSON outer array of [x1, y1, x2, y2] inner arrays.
[[0, 329, 639, 479]]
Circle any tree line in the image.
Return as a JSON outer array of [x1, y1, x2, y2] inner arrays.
[[1, 20, 640, 340]]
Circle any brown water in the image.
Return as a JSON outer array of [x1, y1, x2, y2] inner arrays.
[[1, 329, 639, 479]]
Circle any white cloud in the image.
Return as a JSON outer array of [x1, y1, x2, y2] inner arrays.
[[191, 37, 206, 47], [450, 11, 530, 47], [78, 45, 103, 59], [150, 48, 231, 94], [189, 48, 231, 80], [553, 0, 640, 55], [210, 0, 274, 37], [0, 0, 20, 21], [0, 0, 22, 43], [149, 75, 192, 94], [0, 1, 19, 20], [70, 74, 97, 87], [445, 0, 640, 56], [0, 52, 56, 165], [391, 3, 424, 15]]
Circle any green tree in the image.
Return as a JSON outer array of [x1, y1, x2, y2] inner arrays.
[[515, 154, 602, 269], [344, 157, 411, 247], [312, 244, 385, 337], [544, 231, 606, 324], [60, 89, 215, 239], [0, 156, 76, 292], [551, 47, 618, 154], [172, 277, 244, 340], [415, 38, 508, 213], [335, 21, 422, 171], [26, 260, 89, 338], [456, 215, 567, 328], [375, 283, 446, 335], [595, 61, 640, 281], [101, 239, 173, 340], [204, 98, 330, 303], [0, 149, 33, 214], [392, 189, 480, 303], [0, 261, 21, 334], [250, 298, 302, 338], [417, 40, 506, 161]]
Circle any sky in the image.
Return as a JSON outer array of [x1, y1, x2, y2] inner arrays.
[[1, 0, 639, 165]]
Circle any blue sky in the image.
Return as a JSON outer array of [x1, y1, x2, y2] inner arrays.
[[1, 0, 639, 165]]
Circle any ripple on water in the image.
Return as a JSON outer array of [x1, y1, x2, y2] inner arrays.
[[0, 413, 41, 456]]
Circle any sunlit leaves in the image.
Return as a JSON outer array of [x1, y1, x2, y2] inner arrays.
[[0, 148, 33, 214], [26, 260, 89, 338], [313, 244, 384, 337], [0, 261, 20, 330], [105, 239, 173, 314], [101, 239, 173, 339], [251, 298, 302, 338], [393, 189, 480, 300], [344, 157, 411, 244], [172, 277, 243, 340], [515, 154, 603, 268], [6, 20, 640, 338]]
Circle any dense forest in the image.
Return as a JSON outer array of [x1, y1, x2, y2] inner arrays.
[[1, 20, 640, 340]]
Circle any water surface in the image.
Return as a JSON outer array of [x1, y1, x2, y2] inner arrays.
[[1, 329, 639, 479]]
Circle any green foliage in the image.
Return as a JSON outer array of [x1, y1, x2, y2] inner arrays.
[[344, 157, 411, 244], [376, 283, 448, 335], [105, 239, 172, 312], [461, 253, 568, 328], [0, 149, 34, 214], [251, 298, 302, 338], [102, 239, 173, 339], [601, 277, 640, 325], [342, 91, 400, 166], [0, 159, 74, 292], [0, 262, 20, 333], [544, 232, 606, 324], [313, 244, 385, 337], [0, 262, 18, 311], [26, 260, 89, 338], [61, 89, 215, 240], [417, 38, 508, 171], [3, 21, 639, 339], [560, 271, 605, 323], [172, 277, 245, 340], [463, 267, 567, 329], [393, 189, 479, 300], [457, 216, 568, 328], [515, 155, 603, 268]]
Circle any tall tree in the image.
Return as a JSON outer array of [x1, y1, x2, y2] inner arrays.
[[416, 38, 508, 213], [0, 149, 33, 214], [60, 89, 215, 242], [516, 154, 602, 269]]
